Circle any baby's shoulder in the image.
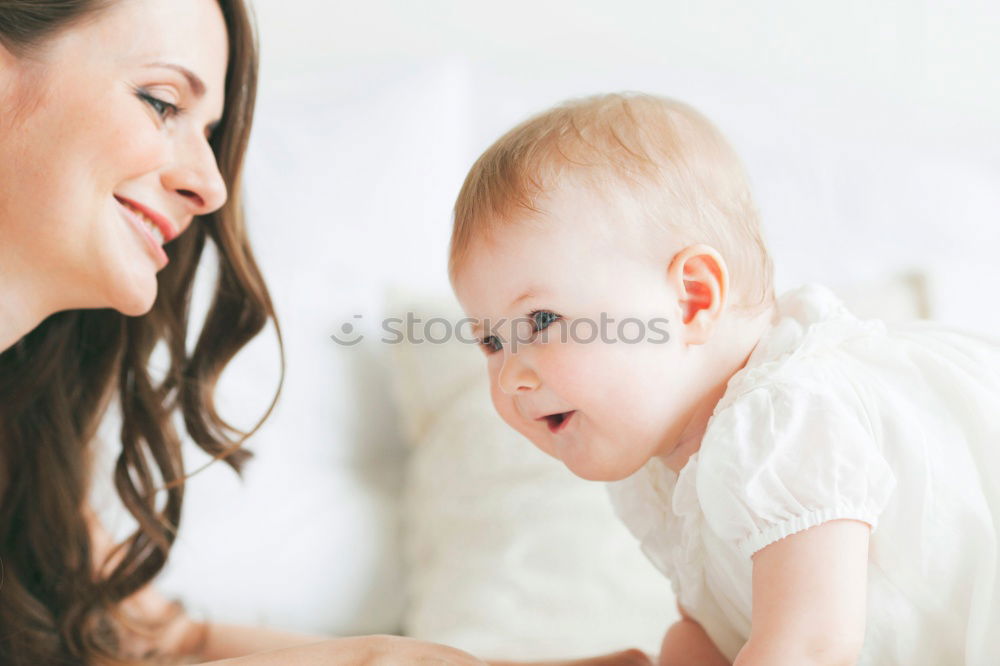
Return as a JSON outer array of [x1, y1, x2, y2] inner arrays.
[[711, 351, 870, 436], [695, 367, 897, 556], [698, 359, 884, 495]]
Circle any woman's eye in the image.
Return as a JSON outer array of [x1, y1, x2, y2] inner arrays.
[[480, 335, 503, 354], [530, 310, 560, 332], [136, 89, 180, 120]]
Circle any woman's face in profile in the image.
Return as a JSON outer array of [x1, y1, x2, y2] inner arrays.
[[0, 0, 230, 316]]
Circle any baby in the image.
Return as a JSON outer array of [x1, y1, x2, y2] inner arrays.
[[448, 93, 1000, 666]]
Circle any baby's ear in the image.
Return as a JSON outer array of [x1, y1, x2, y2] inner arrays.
[[667, 244, 729, 345]]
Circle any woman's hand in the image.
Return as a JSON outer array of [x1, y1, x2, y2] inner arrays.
[[489, 648, 654, 666], [198, 635, 491, 665], [561, 650, 653, 666], [84, 505, 197, 658], [110, 575, 203, 659], [365, 635, 492, 665]]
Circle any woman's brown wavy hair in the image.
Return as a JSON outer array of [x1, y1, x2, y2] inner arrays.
[[0, 1, 283, 663]]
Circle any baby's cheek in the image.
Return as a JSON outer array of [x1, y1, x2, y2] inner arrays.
[[489, 384, 550, 451], [488, 383, 519, 427], [543, 342, 610, 392]]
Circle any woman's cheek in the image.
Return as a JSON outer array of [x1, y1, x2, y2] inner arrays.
[[104, 119, 169, 180], [89, 87, 171, 179]]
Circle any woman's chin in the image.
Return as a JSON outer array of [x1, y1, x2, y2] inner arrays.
[[108, 272, 159, 317]]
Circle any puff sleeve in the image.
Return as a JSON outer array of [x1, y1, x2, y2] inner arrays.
[[696, 365, 897, 560]]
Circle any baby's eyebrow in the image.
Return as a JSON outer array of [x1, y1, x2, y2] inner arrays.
[[467, 287, 549, 339], [470, 320, 500, 339], [508, 288, 543, 308]]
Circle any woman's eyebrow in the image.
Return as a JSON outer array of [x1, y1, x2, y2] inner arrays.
[[144, 62, 206, 98], [145, 62, 222, 136]]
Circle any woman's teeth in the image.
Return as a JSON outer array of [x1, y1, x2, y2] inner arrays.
[[122, 201, 165, 244]]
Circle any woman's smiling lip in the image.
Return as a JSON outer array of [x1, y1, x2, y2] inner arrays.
[[113, 195, 178, 242], [114, 197, 170, 268]]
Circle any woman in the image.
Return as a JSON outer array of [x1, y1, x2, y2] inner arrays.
[[0, 1, 652, 664]]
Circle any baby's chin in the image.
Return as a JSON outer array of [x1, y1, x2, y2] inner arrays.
[[549, 437, 653, 483], [563, 458, 647, 483]]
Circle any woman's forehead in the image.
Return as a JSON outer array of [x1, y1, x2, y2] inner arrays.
[[51, 0, 229, 97]]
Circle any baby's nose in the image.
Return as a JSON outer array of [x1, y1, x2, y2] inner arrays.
[[498, 352, 540, 394]]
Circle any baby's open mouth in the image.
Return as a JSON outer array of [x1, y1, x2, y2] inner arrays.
[[541, 411, 576, 433]]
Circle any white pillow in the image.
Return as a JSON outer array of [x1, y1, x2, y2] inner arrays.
[[388, 291, 675, 661]]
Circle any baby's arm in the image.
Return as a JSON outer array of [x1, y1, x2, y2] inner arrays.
[[733, 519, 870, 666], [657, 603, 730, 666]]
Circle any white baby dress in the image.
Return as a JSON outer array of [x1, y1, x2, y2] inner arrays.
[[607, 283, 1000, 666]]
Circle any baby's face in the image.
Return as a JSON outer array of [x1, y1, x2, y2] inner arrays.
[[453, 182, 708, 481]]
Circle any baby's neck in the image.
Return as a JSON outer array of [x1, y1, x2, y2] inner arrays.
[[659, 303, 776, 473]]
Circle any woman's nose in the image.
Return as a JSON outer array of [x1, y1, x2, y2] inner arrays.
[[498, 351, 541, 395], [159, 135, 228, 216]]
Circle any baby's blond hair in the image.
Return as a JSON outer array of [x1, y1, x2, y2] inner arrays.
[[449, 92, 775, 316]]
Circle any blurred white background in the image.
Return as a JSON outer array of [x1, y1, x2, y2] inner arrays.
[[249, 0, 1000, 323], [95, 0, 1000, 659], [256, 0, 1000, 122]]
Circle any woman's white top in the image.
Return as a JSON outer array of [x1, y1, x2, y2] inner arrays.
[[607, 283, 1000, 666]]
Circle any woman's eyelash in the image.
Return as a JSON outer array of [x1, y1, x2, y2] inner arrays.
[[135, 88, 182, 120]]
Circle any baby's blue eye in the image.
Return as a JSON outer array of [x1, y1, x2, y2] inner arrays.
[[481, 335, 503, 354], [531, 310, 560, 332]]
